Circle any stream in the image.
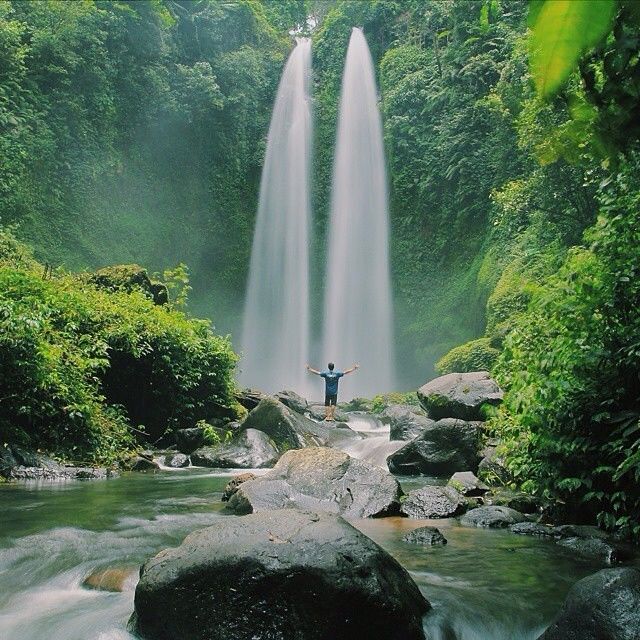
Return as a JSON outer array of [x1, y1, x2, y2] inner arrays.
[[0, 419, 624, 640]]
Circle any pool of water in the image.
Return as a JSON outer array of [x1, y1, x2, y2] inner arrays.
[[0, 469, 627, 639]]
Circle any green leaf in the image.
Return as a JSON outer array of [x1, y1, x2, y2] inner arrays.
[[529, 0, 617, 98]]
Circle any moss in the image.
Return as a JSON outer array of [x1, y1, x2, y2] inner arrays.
[[436, 338, 500, 375]]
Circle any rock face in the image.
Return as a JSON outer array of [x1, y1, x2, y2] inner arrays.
[[400, 486, 465, 519], [387, 418, 483, 476], [538, 568, 640, 640], [403, 526, 447, 546], [274, 389, 309, 414], [241, 397, 326, 449], [130, 509, 429, 640], [227, 447, 402, 519], [379, 405, 434, 441], [191, 429, 279, 469], [417, 371, 503, 421], [447, 471, 489, 497], [460, 505, 527, 528]]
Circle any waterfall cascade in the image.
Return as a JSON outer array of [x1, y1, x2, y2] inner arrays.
[[322, 27, 395, 399], [240, 38, 312, 396]]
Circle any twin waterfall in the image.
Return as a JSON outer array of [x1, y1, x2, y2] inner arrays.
[[241, 30, 394, 399]]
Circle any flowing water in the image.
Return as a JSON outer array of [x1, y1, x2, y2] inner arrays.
[[240, 38, 313, 396], [337, 414, 405, 468], [323, 28, 395, 399], [0, 468, 622, 640]]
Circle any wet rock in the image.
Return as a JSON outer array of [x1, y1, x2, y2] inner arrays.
[[447, 471, 489, 497], [234, 388, 267, 412], [400, 486, 465, 519], [129, 457, 160, 472], [538, 568, 640, 640], [226, 447, 402, 519], [73, 467, 118, 480], [556, 537, 631, 565], [307, 404, 350, 423], [191, 429, 279, 469], [130, 509, 429, 640], [274, 389, 309, 414], [418, 371, 503, 421], [477, 441, 511, 484], [460, 505, 527, 528], [242, 397, 327, 449], [175, 427, 206, 454], [83, 566, 136, 592], [162, 453, 190, 468], [379, 404, 435, 441], [482, 488, 540, 514], [403, 526, 447, 546], [221, 472, 257, 502], [509, 522, 559, 538], [387, 418, 483, 476], [552, 524, 610, 540]]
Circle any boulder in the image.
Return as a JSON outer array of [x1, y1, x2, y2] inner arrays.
[[130, 509, 429, 640], [221, 472, 257, 502], [538, 568, 640, 640], [274, 389, 309, 414], [400, 486, 465, 519], [234, 388, 267, 411], [447, 471, 489, 496], [174, 427, 206, 454], [477, 441, 511, 484], [556, 537, 631, 565], [482, 488, 540, 514], [387, 418, 483, 476], [83, 566, 136, 592], [162, 453, 190, 468], [403, 526, 447, 546], [129, 457, 160, 472], [417, 371, 503, 421], [379, 404, 435, 441], [191, 429, 279, 469], [509, 522, 559, 538], [241, 397, 326, 449], [226, 447, 402, 519], [460, 505, 527, 528]]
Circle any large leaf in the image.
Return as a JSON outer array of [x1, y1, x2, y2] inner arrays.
[[529, 0, 617, 98]]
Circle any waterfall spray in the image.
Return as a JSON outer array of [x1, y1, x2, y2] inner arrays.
[[323, 28, 395, 399], [240, 38, 312, 395]]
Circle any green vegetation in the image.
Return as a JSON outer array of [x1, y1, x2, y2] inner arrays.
[[0, 227, 238, 464], [436, 338, 499, 375]]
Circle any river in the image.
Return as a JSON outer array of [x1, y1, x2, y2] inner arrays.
[[0, 461, 618, 640]]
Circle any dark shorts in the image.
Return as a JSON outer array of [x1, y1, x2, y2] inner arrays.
[[325, 393, 338, 406]]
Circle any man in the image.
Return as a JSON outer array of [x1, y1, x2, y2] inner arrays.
[[306, 362, 359, 421]]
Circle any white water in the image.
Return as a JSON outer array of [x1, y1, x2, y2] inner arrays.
[[240, 38, 313, 396], [338, 414, 404, 468], [323, 28, 395, 399]]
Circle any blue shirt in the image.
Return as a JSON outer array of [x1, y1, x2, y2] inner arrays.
[[320, 370, 344, 395]]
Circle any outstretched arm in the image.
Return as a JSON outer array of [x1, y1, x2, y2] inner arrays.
[[344, 364, 360, 375], [306, 364, 321, 375]]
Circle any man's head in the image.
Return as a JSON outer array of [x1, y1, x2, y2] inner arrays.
[[328, 362, 335, 371]]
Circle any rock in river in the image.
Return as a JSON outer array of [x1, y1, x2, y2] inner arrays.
[[379, 404, 435, 441], [447, 471, 489, 497], [387, 418, 483, 476], [417, 371, 503, 421], [226, 447, 402, 518], [191, 429, 279, 469], [403, 526, 447, 546], [538, 568, 640, 640], [400, 486, 465, 519], [460, 505, 527, 528], [130, 509, 430, 640]]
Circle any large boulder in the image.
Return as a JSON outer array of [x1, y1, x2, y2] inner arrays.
[[400, 485, 465, 519], [556, 537, 631, 565], [387, 418, 483, 476], [174, 427, 206, 454], [379, 405, 435, 441], [191, 429, 279, 469], [130, 509, 429, 640], [538, 568, 640, 640], [417, 371, 503, 421], [227, 447, 402, 518], [274, 389, 309, 414], [460, 505, 527, 528], [241, 397, 327, 449]]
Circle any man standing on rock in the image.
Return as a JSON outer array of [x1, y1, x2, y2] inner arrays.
[[305, 362, 359, 421]]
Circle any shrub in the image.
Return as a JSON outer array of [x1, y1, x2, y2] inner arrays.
[[436, 338, 500, 375]]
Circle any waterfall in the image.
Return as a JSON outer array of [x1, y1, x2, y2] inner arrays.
[[323, 28, 395, 399], [240, 38, 312, 395]]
